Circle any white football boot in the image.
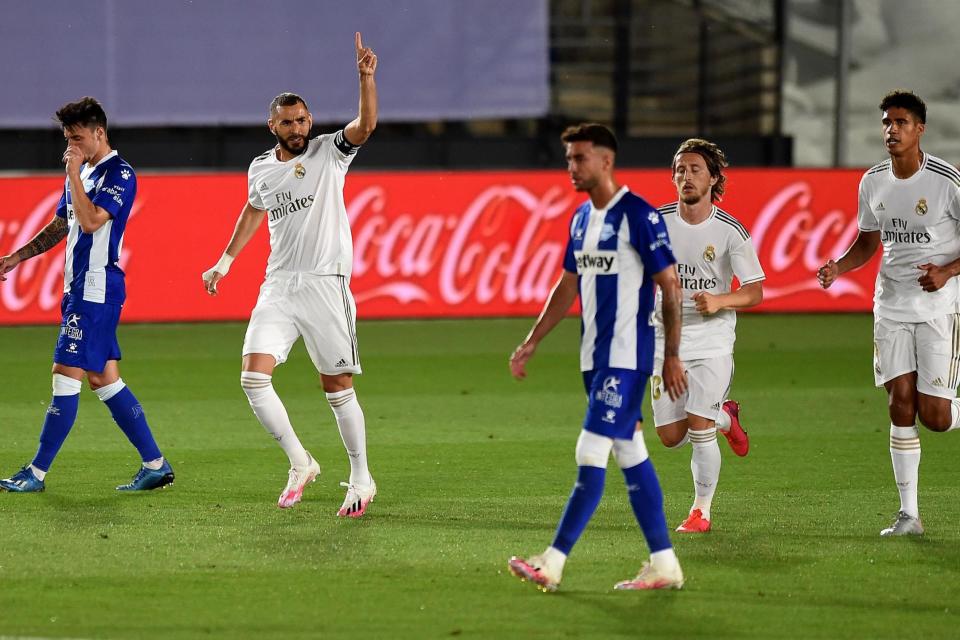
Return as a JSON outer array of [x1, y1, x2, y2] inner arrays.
[[614, 560, 685, 590], [507, 553, 563, 592], [337, 479, 377, 518], [277, 452, 321, 509], [880, 511, 924, 537]]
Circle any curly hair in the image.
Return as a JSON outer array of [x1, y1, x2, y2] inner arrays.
[[879, 90, 926, 124], [672, 138, 728, 202]]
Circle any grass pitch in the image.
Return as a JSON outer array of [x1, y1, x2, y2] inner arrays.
[[1, 315, 959, 639]]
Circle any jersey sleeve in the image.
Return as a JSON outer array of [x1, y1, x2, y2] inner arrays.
[[90, 164, 135, 221], [628, 201, 676, 275], [247, 163, 266, 210], [947, 184, 960, 224], [856, 175, 879, 232], [729, 236, 765, 285], [562, 207, 585, 274], [55, 180, 68, 219], [327, 129, 360, 171]]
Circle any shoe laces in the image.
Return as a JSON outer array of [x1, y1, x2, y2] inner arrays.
[[286, 467, 304, 488], [637, 561, 654, 578]]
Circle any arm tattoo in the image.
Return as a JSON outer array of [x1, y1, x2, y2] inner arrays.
[[662, 283, 682, 357], [16, 217, 68, 261]]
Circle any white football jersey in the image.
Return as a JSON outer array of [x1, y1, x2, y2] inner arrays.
[[247, 130, 359, 276], [858, 153, 960, 322], [653, 203, 765, 360]]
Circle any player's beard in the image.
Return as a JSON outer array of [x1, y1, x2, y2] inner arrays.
[[276, 133, 308, 157], [679, 184, 709, 205]]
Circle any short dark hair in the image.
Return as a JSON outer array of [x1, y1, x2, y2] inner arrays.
[[269, 92, 309, 115], [673, 138, 729, 202], [879, 90, 926, 124], [55, 96, 107, 131], [560, 123, 618, 153]]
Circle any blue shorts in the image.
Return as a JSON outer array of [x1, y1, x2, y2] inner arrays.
[[53, 295, 122, 373], [581, 368, 647, 439]]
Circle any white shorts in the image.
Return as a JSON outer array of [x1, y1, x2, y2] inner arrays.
[[650, 355, 733, 427], [873, 314, 960, 399], [243, 272, 361, 375]]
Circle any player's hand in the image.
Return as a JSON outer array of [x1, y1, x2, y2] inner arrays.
[[817, 259, 839, 289], [202, 267, 225, 296], [509, 341, 537, 380], [62, 145, 83, 175], [661, 356, 687, 402], [355, 32, 377, 77], [692, 291, 721, 315], [918, 263, 951, 292], [0, 253, 20, 282]]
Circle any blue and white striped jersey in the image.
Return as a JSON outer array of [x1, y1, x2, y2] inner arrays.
[[56, 151, 136, 305], [562, 187, 676, 373]]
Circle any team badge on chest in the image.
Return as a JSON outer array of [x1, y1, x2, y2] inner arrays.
[[703, 245, 716, 262], [915, 198, 928, 216], [294, 163, 306, 179]]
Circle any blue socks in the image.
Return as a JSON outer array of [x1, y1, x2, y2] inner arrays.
[[623, 459, 671, 553], [96, 380, 162, 462], [31, 374, 83, 472], [551, 465, 606, 554]]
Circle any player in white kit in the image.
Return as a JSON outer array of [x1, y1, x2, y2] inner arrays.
[[202, 33, 378, 516], [818, 90, 960, 536], [650, 139, 765, 533]]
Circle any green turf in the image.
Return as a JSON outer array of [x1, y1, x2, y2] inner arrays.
[[1, 315, 959, 639]]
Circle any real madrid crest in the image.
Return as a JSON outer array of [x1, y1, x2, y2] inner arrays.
[[703, 245, 716, 262], [294, 163, 306, 179], [915, 198, 928, 216]]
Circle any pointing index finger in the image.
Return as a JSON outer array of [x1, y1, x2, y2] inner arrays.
[[355, 32, 363, 53]]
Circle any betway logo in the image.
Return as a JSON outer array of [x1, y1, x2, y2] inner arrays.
[[574, 250, 618, 275]]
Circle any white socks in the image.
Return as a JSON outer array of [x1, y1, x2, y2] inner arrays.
[[715, 403, 732, 432], [241, 372, 310, 468], [541, 546, 567, 578], [326, 388, 372, 486], [889, 424, 921, 518], [689, 427, 721, 520], [948, 399, 960, 431], [650, 547, 681, 574]]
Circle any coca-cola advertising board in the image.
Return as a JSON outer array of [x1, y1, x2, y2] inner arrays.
[[0, 169, 877, 326]]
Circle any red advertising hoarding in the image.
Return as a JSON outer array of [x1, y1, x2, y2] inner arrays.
[[0, 168, 877, 325]]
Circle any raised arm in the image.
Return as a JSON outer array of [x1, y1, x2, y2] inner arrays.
[[817, 230, 881, 289], [343, 32, 378, 146], [63, 146, 112, 233], [202, 202, 267, 296], [652, 264, 687, 401], [0, 216, 68, 282], [509, 270, 579, 380]]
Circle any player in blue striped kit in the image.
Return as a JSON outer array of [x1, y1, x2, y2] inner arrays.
[[507, 123, 687, 591], [0, 97, 172, 493]]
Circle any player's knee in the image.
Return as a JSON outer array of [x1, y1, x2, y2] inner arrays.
[[656, 423, 689, 448], [321, 373, 353, 393], [917, 398, 951, 432], [612, 434, 649, 469], [575, 430, 613, 468], [92, 378, 126, 401]]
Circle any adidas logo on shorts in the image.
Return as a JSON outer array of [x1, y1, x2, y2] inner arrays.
[[335, 358, 349, 368]]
